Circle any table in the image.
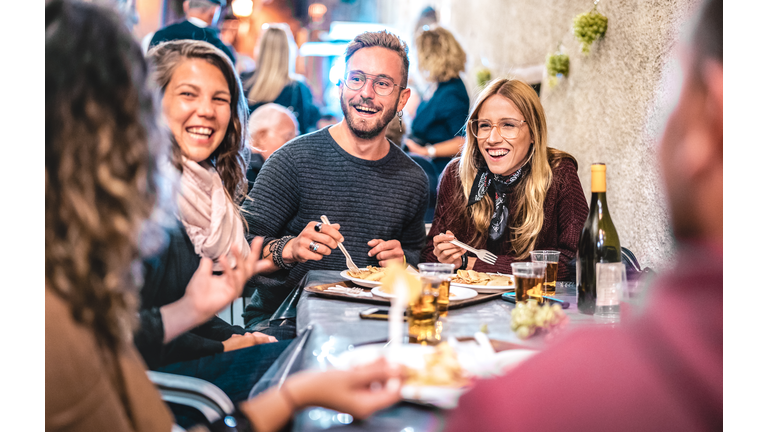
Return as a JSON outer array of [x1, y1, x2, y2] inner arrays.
[[252, 270, 601, 431]]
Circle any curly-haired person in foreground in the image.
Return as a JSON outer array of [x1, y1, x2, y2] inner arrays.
[[45, 1, 402, 431]]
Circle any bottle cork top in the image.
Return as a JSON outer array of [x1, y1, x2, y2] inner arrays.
[[591, 163, 606, 192]]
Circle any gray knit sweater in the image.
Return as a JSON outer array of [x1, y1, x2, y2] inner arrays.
[[242, 127, 429, 328]]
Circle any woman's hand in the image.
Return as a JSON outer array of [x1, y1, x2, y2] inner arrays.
[[160, 238, 273, 344], [432, 230, 465, 267], [404, 138, 429, 157], [241, 358, 403, 432], [367, 239, 405, 267], [222, 332, 277, 352], [286, 221, 343, 264], [288, 358, 403, 418]]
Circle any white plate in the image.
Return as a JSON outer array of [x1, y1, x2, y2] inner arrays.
[[371, 285, 478, 301], [450, 272, 516, 293], [339, 270, 382, 288], [330, 342, 538, 409], [331, 343, 466, 408]]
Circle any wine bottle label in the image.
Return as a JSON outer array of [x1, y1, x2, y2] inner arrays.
[[596, 262, 624, 306], [591, 163, 606, 193]]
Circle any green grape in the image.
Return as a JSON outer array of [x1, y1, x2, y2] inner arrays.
[[573, 10, 608, 54], [546, 52, 570, 78]]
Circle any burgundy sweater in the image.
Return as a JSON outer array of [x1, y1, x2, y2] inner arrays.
[[446, 243, 723, 431], [422, 156, 589, 280]]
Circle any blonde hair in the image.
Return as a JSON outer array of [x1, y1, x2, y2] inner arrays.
[[246, 24, 296, 105], [457, 78, 574, 259], [415, 26, 466, 83]]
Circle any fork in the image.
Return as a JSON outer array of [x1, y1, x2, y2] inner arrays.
[[448, 238, 498, 265], [320, 215, 360, 271]]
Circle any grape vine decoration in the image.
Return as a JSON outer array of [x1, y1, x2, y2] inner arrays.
[[573, 3, 608, 54], [546, 49, 569, 87]]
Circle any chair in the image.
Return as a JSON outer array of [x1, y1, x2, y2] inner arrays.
[[148, 371, 234, 429]]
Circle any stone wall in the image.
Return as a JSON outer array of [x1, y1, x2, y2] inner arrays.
[[380, 0, 701, 271]]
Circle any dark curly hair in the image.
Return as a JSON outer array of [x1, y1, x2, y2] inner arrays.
[[147, 40, 250, 204], [45, 0, 160, 349]]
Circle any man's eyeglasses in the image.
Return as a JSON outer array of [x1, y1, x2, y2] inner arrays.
[[469, 118, 527, 140], [342, 71, 404, 96]]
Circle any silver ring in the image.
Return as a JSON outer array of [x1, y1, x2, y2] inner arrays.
[[314, 222, 323, 232], [309, 241, 319, 252]]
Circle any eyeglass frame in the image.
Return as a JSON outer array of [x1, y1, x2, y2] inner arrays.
[[342, 71, 405, 96], [468, 118, 528, 140]]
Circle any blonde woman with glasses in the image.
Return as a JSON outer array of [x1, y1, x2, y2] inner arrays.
[[242, 23, 319, 135], [421, 78, 589, 280]]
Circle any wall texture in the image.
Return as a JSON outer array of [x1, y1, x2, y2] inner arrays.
[[380, 0, 700, 271]]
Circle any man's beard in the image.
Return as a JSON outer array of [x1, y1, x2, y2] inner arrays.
[[340, 91, 398, 140]]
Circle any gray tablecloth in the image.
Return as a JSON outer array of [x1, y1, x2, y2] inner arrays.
[[255, 270, 603, 431]]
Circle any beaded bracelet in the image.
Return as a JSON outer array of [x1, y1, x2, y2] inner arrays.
[[269, 236, 296, 270]]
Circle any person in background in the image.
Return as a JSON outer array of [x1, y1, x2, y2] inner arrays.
[[403, 26, 470, 177], [422, 78, 589, 280], [148, 0, 236, 65], [242, 23, 319, 135], [46, 2, 404, 430], [246, 103, 299, 191], [446, 0, 722, 430], [240, 30, 429, 334], [386, 115, 438, 223]]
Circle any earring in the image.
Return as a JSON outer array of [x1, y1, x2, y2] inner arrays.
[[398, 111, 404, 133]]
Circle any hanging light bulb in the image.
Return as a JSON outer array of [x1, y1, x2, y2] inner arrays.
[[232, 0, 254, 18], [308, 3, 327, 23]]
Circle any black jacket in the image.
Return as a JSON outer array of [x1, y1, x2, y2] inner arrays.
[[150, 20, 236, 65], [133, 221, 246, 369]]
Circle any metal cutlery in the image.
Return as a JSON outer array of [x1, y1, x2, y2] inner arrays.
[[448, 238, 498, 265], [320, 215, 359, 272]]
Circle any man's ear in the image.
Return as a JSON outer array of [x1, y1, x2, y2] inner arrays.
[[703, 60, 723, 152], [182, 0, 190, 14], [397, 88, 411, 113], [680, 62, 723, 182]]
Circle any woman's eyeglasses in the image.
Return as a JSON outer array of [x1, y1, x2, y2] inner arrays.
[[343, 71, 404, 96], [469, 118, 527, 140]]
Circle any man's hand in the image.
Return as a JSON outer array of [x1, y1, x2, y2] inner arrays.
[[432, 230, 465, 268], [222, 332, 278, 352], [367, 239, 405, 267], [286, 221, 343, 264]]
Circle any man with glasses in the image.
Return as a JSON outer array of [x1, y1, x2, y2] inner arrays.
[[241, 30, 429, 335]]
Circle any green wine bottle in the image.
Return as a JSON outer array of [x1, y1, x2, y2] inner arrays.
[[577, 163, 621, 315]]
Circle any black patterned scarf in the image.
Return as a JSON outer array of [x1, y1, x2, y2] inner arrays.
[[467, 167, 524, 241]]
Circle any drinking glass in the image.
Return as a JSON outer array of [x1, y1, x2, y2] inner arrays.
[[595, 262, 626, 324], [418, 263, 454, 318], [511, 262, 546, 304], [530, 250, 560, 295], [408, 275, 440, 345]]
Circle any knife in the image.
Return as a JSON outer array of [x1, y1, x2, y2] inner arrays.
[[501, 292, 570, 309]]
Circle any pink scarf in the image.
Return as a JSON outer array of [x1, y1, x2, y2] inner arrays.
[[178, 157, 250, 270]]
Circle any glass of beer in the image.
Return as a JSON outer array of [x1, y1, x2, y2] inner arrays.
[[512, 262, 546, 304], [407, 279, 440, 344], [530, 250, 560, 296], [418, 263, 455, 318]]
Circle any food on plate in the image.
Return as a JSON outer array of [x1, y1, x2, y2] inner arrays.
[[348, 265, 385, 281], [404, 342, 469, 388], [510, 301, 567, 339], [453, 269, 513, 286]]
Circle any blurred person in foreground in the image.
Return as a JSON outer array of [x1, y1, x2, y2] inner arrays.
[[242, 23, 319, 135], [241, 30, 429, 333], [148, 0, 236, 64], [422, 78, 589, 280], [446, 0, 722, 430], [45, 1, 403, 430], [246, 103, 299, 192], [403, 26, 470, 179]]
